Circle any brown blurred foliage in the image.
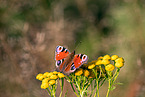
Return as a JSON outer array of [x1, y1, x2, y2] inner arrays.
[[0, 0, 145, 97]]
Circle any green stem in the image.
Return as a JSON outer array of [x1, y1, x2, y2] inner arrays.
[[80, 76, 86, 97], [65, 75, 79, 97], [94, 80, 99, 97], [52, 85, 56, 97], [70, 81, 79, 97], [97, 81, 99, 97], [47, 85, 53, 97], [92, 69, 100, 97], [106, 79, 111, 97], [90, 79, 97, 97], [59, 78, 64, 97], [82, 76, 86, 89], [77, 76, 81, 90], [80, 91, 84, 97], [65, 90, 68, 97], [46, 88, 51, 95], [75, 77, 81, 93], [100, 78, 106, 87], [82, 82, 90, 97], [112, 68, 120, 83], [99, 66, 107, 78]]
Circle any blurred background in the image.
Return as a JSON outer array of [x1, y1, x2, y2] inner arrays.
[[0, 0, 145, 97]]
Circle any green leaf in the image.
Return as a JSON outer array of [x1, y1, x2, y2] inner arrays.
[[65, 90, 68, 97], [115, 82, 123, 85], [110, 86, 116, 91]]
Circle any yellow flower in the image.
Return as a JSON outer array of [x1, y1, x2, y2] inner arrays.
[[43, 72, 49, 78], [58, 72, 65, 78], [115, 57, 124, 63], [111, 55, 118, 60], [41, 82, 49, 89], [103, 55, 111, 60], [84, 70, 90, 77], [97, 56, 103, 60], [36, 73, 43, 80], [115, 62, 124, 68], [53, 71, 58, 74], [95, 60, 102, 65], [50, 74, 58, 80], [102, 59, 110, 65], [49, 80, 56, 85], [88, 64, 96, 69], [42, 78, 50, 83], [36, 73, 44, 81], [39, 76, 44, 81], [47, 72, 53, 77], [75, 68, 83, 76], [105, 64, 115, 71]]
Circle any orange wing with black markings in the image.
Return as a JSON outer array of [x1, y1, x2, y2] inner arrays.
[[55, 46, 70, 71]]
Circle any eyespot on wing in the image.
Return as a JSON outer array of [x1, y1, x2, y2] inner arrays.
[[73, 54, 88, 68]]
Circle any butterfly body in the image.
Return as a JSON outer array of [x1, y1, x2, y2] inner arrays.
[[55, 46, 88, 75]]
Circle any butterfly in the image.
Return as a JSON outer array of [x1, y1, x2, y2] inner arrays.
[[55, 46, 88, 75]]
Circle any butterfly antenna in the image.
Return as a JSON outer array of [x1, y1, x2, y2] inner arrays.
[[74, 41, 82, 51]]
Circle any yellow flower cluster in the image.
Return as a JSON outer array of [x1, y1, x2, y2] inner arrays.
[[74, 65, 106, 78], [36, 71, 65, 89], [87, 55, 124, 71], [74, 68, 90, 77], [73, 54, 124, 78]]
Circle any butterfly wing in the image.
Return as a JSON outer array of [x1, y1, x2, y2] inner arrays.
[[55, 46, 70, 71], [73, 54, 88, 68], [55, 46, 70, 60], [63, 54, 88, 75]]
